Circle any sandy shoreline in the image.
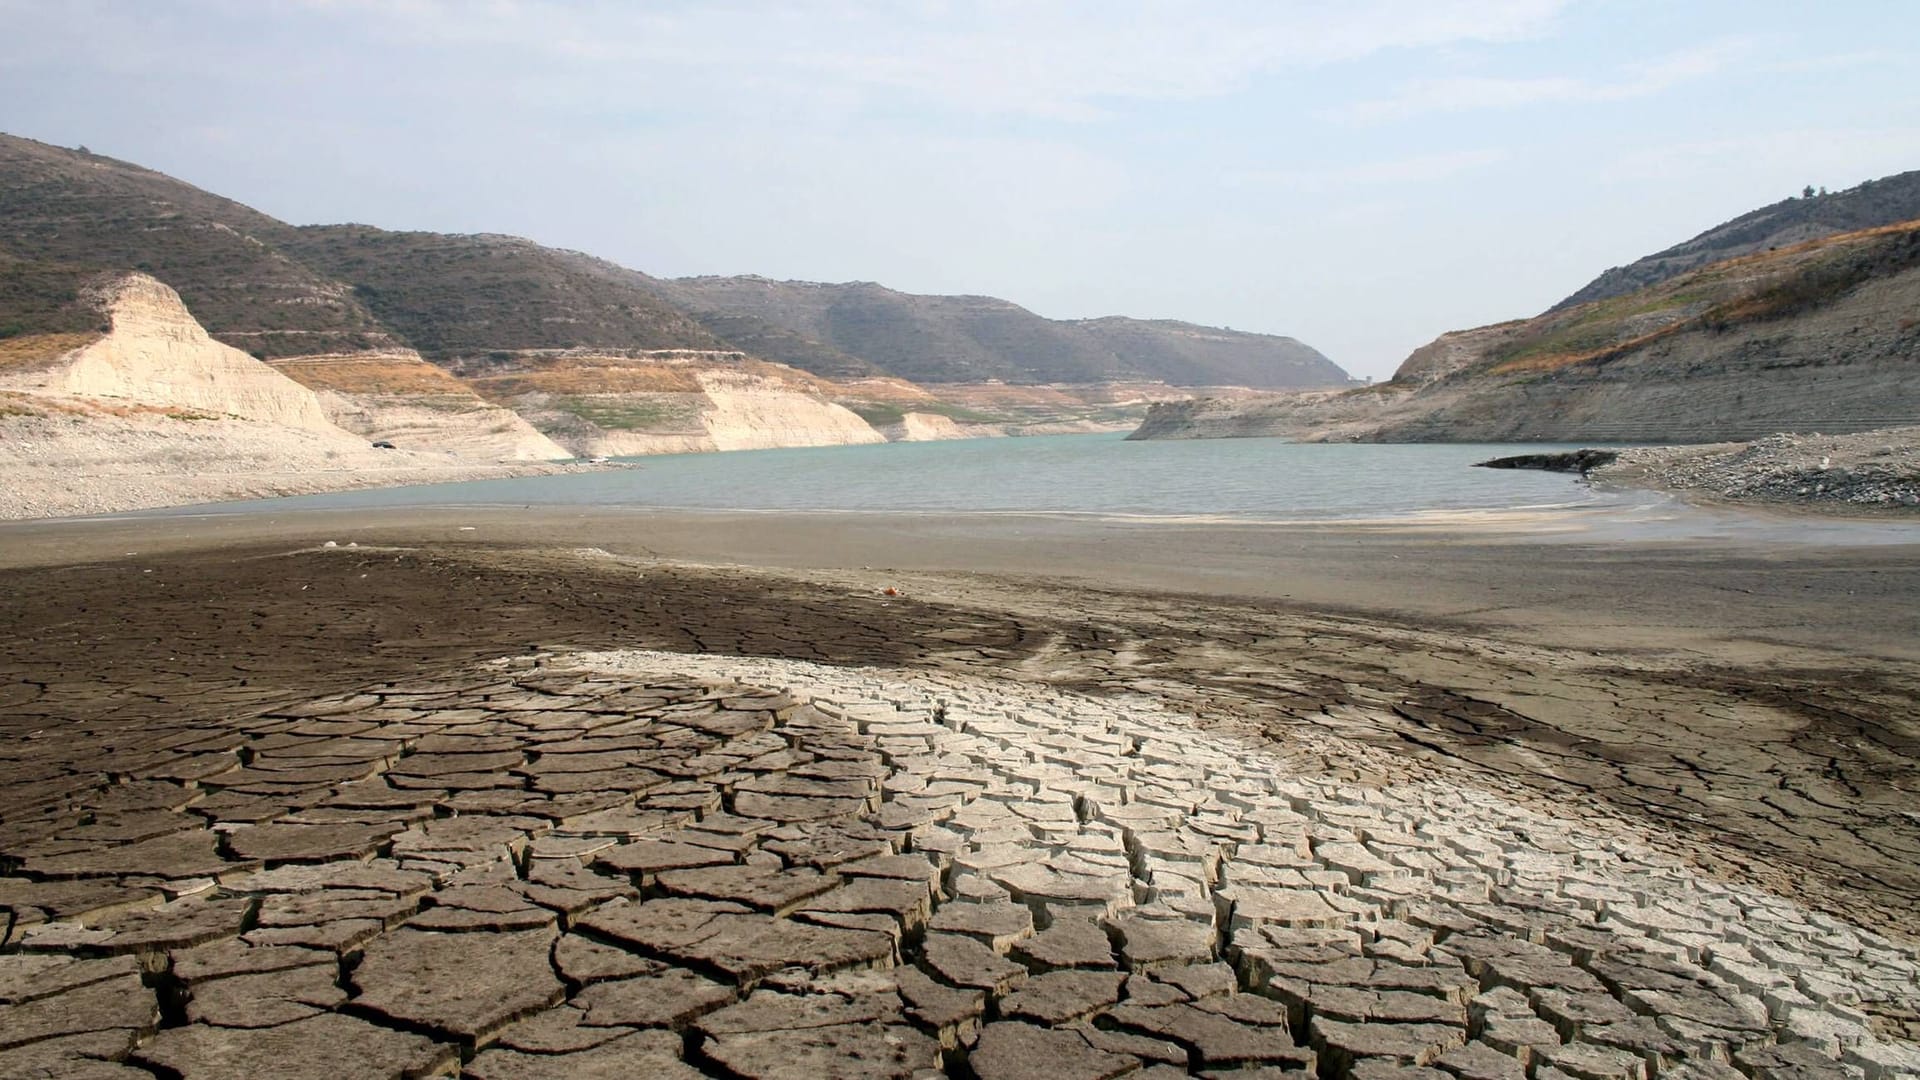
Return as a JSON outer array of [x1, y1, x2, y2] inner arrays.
[[6, 502, 1918, 658]]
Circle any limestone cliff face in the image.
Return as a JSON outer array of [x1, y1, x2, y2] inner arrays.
[[575, 431, 715, 457], [460, 354, 887, 457], [270, 352, 570, 461], [311, 390, 571, 461], [882, 411, 1007, 442], [0, 399, 572, 519], [894, 412, 969, 441], [2, 274, 338, 431], [695, 370, 886, 452], [0, 274, 580, 517]]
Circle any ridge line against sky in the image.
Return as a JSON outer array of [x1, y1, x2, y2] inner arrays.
[[2, 0, 1917, 379]]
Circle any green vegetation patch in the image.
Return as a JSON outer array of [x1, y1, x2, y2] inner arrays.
[[844, 400, 1022, 427], [917, 401, 1009, 424], [846, 402, 906, 427], [554, 395, 699, 431]]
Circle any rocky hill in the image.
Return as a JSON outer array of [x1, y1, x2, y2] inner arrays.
[[1552, 170, 1920, 311], [281, 226, 724, 360], [1, 273, 338, 431], [0, 132, 1351, 468], [656, 275, 1347, 388], [0, 135, 392, 357], [1134, 214, 1920, 444], [1, 133, 1340, 389]]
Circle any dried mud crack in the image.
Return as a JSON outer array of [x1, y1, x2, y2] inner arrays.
[[2, 543, 1918, 1078]]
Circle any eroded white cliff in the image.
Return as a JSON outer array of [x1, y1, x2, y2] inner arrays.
[[696, 370, 886, 452], [888, 411, 1005, 442], [271, 352, 571, 461], [3, 274, 340, 431]]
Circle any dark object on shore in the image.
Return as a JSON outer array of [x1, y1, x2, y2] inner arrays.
[[1475, 449, 1619, 475], [371, 440, 396, 449]]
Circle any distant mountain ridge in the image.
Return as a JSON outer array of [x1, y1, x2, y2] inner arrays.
[[656, 275, 1346, 388], [0, 132, 1346, 390], [1552, 170, 1920, 311]]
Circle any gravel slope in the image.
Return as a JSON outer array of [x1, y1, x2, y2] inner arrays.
[[1599, 426, 1920, 512]]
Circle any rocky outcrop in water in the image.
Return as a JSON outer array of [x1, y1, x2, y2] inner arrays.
[[1475, 449, 1619, 474]]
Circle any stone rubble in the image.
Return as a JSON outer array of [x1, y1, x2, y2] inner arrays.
[[0, 646, 1915, 1079], [1601, 426, 1920, 510]]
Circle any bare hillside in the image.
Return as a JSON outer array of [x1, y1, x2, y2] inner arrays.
[[1553, 170, 1920, 311], [0, 134, 391, 357], [3, 133, 1338, 398], [282, 226, 723, 360], [1135, 220, 1920, 444]]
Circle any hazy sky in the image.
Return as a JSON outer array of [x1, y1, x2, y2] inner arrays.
[[4, 1, 1917, 378]]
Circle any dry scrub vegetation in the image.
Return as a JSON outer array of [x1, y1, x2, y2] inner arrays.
[[1486, 221, 1920, 376], [267, 354, 478, 395], [0, 332, 99, 371]]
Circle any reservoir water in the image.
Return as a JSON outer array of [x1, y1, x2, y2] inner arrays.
[[162, 434, 1643, 521]]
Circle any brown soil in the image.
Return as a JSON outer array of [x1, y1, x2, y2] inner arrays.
[[267, 354, 478, 395], [464, 361, 706, 397], [462, 355, 832, 400]]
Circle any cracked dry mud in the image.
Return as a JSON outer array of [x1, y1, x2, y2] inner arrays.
[[2, 544, 1918, 1079]]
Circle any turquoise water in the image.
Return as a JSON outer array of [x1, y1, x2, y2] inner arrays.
[[153, 434, 1643, 521]]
